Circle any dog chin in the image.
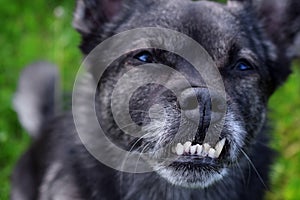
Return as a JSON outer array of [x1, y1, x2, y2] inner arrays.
[[155, 166, 228, 188]]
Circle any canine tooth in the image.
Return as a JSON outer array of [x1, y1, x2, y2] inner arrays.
[[176, 143, 184, 155], [203, 143, 210, 152], [184, 141, 192, 153], [196, 144, 203, 155], [190, 145, 197, 155], [208, 148, 216, 158], [215, 138, 226, 158]]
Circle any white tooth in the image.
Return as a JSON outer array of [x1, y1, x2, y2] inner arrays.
[[196, 144, 203, 155], [184, 141, 192, 153], [190, 145, 197, 155], [215, 138, 226, 158], [176, 143, 184, 155], [208, 148, 216, 158], [203, 143, 211, 155]]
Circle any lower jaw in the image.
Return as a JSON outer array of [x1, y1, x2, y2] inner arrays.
[[170, 156, 222, 167], [155, 165, 228, 189]]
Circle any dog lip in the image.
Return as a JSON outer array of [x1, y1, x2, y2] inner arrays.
[[173, 153, 225, 164], [167, 138, 229, 169], [170, 156, 222, 169]]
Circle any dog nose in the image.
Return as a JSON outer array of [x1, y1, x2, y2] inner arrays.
[[180, 87, 225, 125]]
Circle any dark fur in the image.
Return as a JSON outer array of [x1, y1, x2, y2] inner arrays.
[[11, 0, 300, 200]]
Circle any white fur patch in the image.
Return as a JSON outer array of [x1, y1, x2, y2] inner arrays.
[[39, 163, 83, 200]]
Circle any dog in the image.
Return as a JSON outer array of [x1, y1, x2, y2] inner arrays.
[[11, 0, 300, 199]]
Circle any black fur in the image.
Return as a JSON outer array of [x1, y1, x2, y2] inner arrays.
[[11, 0, 300, 200]]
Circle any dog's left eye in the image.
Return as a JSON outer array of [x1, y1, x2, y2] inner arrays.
[[134, 51, 153, 63], [235, 61, 254, 71]]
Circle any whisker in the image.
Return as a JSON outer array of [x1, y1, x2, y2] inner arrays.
[[120, 130, 156, 173], [240, 149, 269, 190], [118, 119, 160, 131], [134, 143, 151, 174], [236, 162, 247, 186], [118, 121, 145, 130], [128, 131, 154, 153]]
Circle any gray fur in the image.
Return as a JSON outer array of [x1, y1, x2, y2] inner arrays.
[[13, 61, 60, 138], [11, 0, 300, 200]]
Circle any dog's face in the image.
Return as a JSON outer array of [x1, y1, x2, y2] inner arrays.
[[73, 0, 300, 188]]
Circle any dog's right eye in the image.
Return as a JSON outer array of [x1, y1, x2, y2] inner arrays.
[[234, 60, 255, 72], [134, 51, 154, 63]]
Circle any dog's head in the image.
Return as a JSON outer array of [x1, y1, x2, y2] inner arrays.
[[73, 0, 300, 188]]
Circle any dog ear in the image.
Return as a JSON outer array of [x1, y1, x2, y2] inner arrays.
[[254, 0, 300, 86], [227, 0, 252, 7], [73, 0, 123, 35], [254, 0, 300, 60], [228, 0, 252, 3], [228, 0, 300, 58], [229, 0, 300, 86]]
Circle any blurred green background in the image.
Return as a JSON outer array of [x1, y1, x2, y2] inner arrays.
[[0, 0, 299, 200]]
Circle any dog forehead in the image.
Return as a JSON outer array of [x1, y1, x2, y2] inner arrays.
[[119, 0, 243, 61], [180, 1, 242, 55]]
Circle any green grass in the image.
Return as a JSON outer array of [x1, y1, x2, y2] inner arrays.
[[267, 63, 300, 200], [0, 1, 81, 199], [0, 1, 299, 200]]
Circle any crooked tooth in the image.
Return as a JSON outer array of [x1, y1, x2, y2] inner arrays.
[[176, 143, 184, 155], [196, 144, 203, 156], [175, 139, 225, 158], [190, 145, 197, 155], [203, 143, 211, 156], [208, 148, 216, 158], [184, 141, 192, 153], [215, 138, 226, 158], [203, 143, 210, 152]]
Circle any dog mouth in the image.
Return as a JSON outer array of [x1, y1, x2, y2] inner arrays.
[[141, 136, 229, 165], [147, 137, 230, 188], [166, 138, 228, 170], [142, 110, 246, 188], [146, 137, 232, 188], [173, 138, 226, 159]]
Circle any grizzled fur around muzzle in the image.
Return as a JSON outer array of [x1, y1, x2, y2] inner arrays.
[[11, 0, 300, 200]]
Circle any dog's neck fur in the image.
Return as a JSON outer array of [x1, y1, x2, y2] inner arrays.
[[119, 172, 236, 200], [72, 129, 272, 200]]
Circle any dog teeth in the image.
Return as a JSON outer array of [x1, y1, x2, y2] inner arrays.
[[208, 148, 216, 158], [190, 145, 197, 154], [203, 143, 211, 156], [196, 144, 203, 155], [183, 141, 192, 153], [215, 138, 226, 157], [174, 139, 226, 159], [175, 143, 184, 155]]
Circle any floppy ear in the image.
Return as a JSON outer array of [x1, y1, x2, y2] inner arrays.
[[73, 0, 123, 35]]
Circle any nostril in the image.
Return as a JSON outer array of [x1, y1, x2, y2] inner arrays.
[[179, 87, 226, 124], [179, 87, 208, 125], [211, 93, 226, 113], [179, 88, 199, 111], [210, 92, 227, 124], [181, 96, 198, 110]]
